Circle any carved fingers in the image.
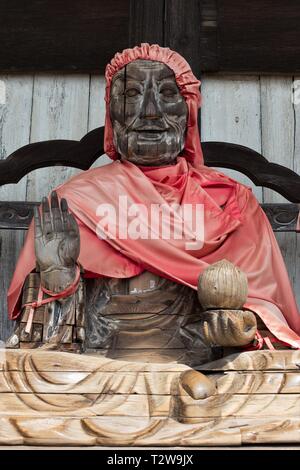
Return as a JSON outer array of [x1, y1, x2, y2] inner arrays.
[[201, 309, 257, 347], [35, 192, 79, 239], [34, 191, 80, 272], [41, 196, 52, 236], [60, 197, 79, 237], [33, 206, 42, 239], [51, 191, 63, 232]]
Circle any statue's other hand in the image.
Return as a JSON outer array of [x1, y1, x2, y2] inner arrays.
[[34, 191, 80, 290], [201, 309, 257, 347]]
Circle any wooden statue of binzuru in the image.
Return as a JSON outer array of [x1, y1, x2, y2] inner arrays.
[[4, 46, 300, 423]]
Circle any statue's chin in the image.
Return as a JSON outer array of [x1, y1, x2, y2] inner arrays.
[[121, 153, 179, 167], [113, 125, 185, 167], [117, 136, 183, 166]]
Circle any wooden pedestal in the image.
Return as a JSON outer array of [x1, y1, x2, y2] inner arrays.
[[0, 349, 299, 446]]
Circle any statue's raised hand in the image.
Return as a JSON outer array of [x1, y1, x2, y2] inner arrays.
[[34, 191, 80, 292]]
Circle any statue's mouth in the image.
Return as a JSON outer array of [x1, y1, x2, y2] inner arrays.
[[136, 130, 167, 141], [132, 126, 169, 141]]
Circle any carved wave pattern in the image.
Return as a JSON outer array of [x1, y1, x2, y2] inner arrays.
[[0, 203, 38, 229], [0, 349, 299, 445]]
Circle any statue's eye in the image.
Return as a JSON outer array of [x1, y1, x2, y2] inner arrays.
[[160, 87, 177, 97], [125, 88, 140, 97]]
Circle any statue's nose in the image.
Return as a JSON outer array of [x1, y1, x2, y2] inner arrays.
[[140, 87, 162, 120]]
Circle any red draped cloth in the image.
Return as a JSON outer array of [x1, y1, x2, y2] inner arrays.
[[8, 44, 300, 348]]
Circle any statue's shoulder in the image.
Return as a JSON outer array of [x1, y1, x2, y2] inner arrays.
[[198, 164, 252, 192], [58, 160, 123, 190]]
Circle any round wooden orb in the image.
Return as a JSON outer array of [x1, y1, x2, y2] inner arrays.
[[197, 259, 248, 310]]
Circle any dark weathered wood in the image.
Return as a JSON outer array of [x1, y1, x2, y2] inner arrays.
[[217, 0, 300, 74], [0, 0, 130, 73], [199, 0, 300, 73], [1, 0, 299, 74], [262, 204, 300, 232], [0, 127, 104, 187], [199, 0, 218, 72], [131, 0, 300, 74], [129, 0, 165, 47], [0, 202, 38, 230], [165, 0, 202, 79], [202, 141, 300, 203], [129, 0, 204, 85], [0, 231, 22, 341]]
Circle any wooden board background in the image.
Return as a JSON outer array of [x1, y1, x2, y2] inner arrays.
[[0, 73, 299, 340], [1, 1, 300, 74], [215, 0, 300, 73], [0, 0, 130, 73]]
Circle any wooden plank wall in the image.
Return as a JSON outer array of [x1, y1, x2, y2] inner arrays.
[[0, 73, 299, 340]]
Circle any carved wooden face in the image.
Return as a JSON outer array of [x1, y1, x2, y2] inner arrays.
[[109, 59, 188, 166]]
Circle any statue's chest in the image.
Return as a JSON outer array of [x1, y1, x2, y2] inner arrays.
[[86, 271, 213, 366]]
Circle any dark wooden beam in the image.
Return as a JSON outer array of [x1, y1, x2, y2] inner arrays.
[[129, 0, 165, 47], [202, 141, 300, 203], [0, 0, 130, 73], [199, 0, 218, 72], [0, 202, 38, 230], [165, 0, 202, 79], [262, 204, 300, 232], [203, 0, 300, 74], [0, 127, 104, 187], [163, 1, 203, 134], [1, 1, 300, 73]]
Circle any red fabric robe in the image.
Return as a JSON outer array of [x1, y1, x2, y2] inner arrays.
[[7, 44, 300, 348]]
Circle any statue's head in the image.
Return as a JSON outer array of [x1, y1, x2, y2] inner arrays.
[[109, 59, 188, 166], [104, 44, 203, 168]]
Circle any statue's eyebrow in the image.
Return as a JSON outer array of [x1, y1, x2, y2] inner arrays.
[[157, 70, 176, 80], [125, 71, 175, 82], [112, 70, 125, 83]]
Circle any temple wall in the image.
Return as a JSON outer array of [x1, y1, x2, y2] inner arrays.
[[0, 74, 299, 340]]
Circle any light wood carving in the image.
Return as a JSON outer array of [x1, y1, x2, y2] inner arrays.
[[0, 348, 299, 446], [198, 259, 248, 309]]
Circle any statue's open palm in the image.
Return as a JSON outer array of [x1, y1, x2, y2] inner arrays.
[[34, 191, 80, 272]]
